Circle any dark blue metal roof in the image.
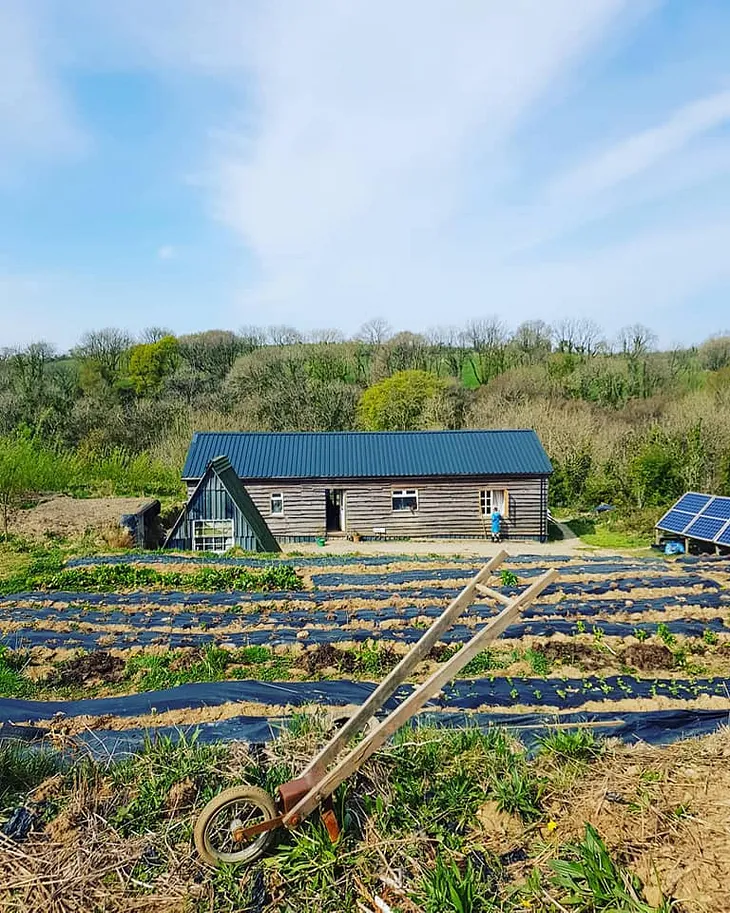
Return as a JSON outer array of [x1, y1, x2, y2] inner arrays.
[[182, 431, 552, 480]]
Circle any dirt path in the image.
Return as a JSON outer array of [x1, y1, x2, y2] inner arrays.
[[281, 534, 616, 558]]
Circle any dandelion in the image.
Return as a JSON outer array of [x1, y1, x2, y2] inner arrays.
[[546, 819, 558, 832]]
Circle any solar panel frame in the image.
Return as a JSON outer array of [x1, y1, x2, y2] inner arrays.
[[655, 509, 694, 534], [700, 497, 730, 521], [674, 492, 713, 513], [684, 516, 727, 542]]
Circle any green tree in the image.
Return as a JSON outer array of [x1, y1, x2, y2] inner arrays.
[[627, 441, 680, 508], [127, 336, 179, 395], [357, 370, 445, 431]]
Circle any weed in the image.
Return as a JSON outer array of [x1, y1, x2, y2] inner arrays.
[[110, 732, 226, 838], [418, 855, 488, 913], [633, 627, 649, 642], [490, 765, 542, 822], [0, 646, 35, 698], [0, 742, 64, 804], [703, 628, 719, 646], [464, 650, 498, 675], [550, 822, 660, 911], [656, 624, 676, 647], [500, 570, 519, 587], [525, 648, 550, 675], [538, 728, 602, 762]]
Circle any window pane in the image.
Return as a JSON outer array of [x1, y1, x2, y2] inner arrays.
[[392, 490, 418, 511], [271, 493, 284, 515], [480, 490, 491, 515]]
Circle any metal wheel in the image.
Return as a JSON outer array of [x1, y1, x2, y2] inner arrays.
[[194, 785, 278, 866]]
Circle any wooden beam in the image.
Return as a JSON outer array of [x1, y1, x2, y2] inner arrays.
[[298, 550, 509, 781], [284, 567, 558, 825], [475, 584, 512, 605]]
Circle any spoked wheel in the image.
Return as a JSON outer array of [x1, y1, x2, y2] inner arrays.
[[194, 785, 278, 866]]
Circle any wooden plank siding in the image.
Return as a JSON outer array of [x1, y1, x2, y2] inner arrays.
[[233, 475, 548, 542], [170, 472, 262, 551]]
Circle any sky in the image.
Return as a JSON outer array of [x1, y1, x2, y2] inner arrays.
[[1, 0, 730, 351]]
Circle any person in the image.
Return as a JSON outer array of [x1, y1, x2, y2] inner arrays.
[[491, 506, 502, 543]]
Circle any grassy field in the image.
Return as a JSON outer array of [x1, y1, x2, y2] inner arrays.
[[2, 716, 715, 912], [565, 515, 654, 549]]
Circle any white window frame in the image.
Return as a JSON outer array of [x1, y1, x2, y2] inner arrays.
[[270, 492, 284, 516], [480, 489, 509, 517], [392, 488, 419, 512], [479, 489, 492, 517], [192, 519, 234, 553]]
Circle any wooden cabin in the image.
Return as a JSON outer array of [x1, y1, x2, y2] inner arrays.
[[166, 430, 552, 552]]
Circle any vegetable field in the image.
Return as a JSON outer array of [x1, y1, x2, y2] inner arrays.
[[2, 551, 729, 754]]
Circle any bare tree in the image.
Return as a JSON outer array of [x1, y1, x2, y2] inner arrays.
[[74, 328, 134, 382], [618, 324, 657, 357], [510, 320, 553, 362], [140, 326, 174, 344], [462, 317, 507, 384], [266, 325, 304, 346], [355, 318, 392, 346], [309, 328, 345, 344], [553, 318, 604, 356]]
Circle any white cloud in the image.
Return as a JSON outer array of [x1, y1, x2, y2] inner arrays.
[[0, 0, 85, 178], [548, 88, 730, 200], [202, 0, 632, 324], [157, 244, 177, 261]]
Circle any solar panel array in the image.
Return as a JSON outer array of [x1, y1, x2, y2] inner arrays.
[[656, 492, 730, 548]]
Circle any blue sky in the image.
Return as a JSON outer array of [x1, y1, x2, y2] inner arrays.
[[1, 0, 730, 351]]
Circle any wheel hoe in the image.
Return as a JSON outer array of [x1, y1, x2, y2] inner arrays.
[[194, 551, 559, 865]]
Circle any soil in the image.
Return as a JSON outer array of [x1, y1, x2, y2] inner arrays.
[[45, 650, 126, 686], [14, 495, 155, 541], [621, 642, 676, 671], [543, 729, 730, 913]]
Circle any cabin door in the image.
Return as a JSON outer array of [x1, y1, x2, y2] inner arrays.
[[325, 489, 346, 532]]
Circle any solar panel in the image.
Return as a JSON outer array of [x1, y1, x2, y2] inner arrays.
[[685, 516, 727, 541], [656, 510, 694, 534], [674, 492, 713, 513], [717, 525, 730, 547], [701, 497, 730, 521]]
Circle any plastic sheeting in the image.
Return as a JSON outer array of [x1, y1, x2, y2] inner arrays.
[[68, 553, 659, 569], [3, 675, 730, 724], [1, 573, 719, 611], [4, 708, 728, 760]]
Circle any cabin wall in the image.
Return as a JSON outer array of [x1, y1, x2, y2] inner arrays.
[[224, 475, 549, 542], [169, 473, 261, 551]]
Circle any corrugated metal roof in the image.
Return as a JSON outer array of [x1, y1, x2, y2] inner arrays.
[[182, 431, 553, 480]]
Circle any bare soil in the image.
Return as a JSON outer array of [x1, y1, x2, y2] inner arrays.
[[543, 729, 730, 913], [14, 496, 154, 541]]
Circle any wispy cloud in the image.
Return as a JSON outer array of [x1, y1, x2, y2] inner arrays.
[[202, 0, 633, 326], [548, 88, 730, 200], [0, 0, 86, 178], [157, 244, 177, 261]]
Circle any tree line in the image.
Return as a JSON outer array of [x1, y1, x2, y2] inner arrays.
[[1, 317, 730, 528]]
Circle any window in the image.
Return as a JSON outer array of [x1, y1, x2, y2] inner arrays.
[[480, 489, 509, 516], [480, 490, 492, 516], [270, 492, 284, 516], [392, 489, 418, 512], [193, 519, 234, 553]]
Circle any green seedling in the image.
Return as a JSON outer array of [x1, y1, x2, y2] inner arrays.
[[499, 570, 519, 587]]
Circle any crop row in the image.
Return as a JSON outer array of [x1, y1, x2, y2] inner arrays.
[[3, 673, 730, 724]]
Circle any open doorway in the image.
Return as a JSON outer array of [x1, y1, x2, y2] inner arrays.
[[325, 489, 346, 533]]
